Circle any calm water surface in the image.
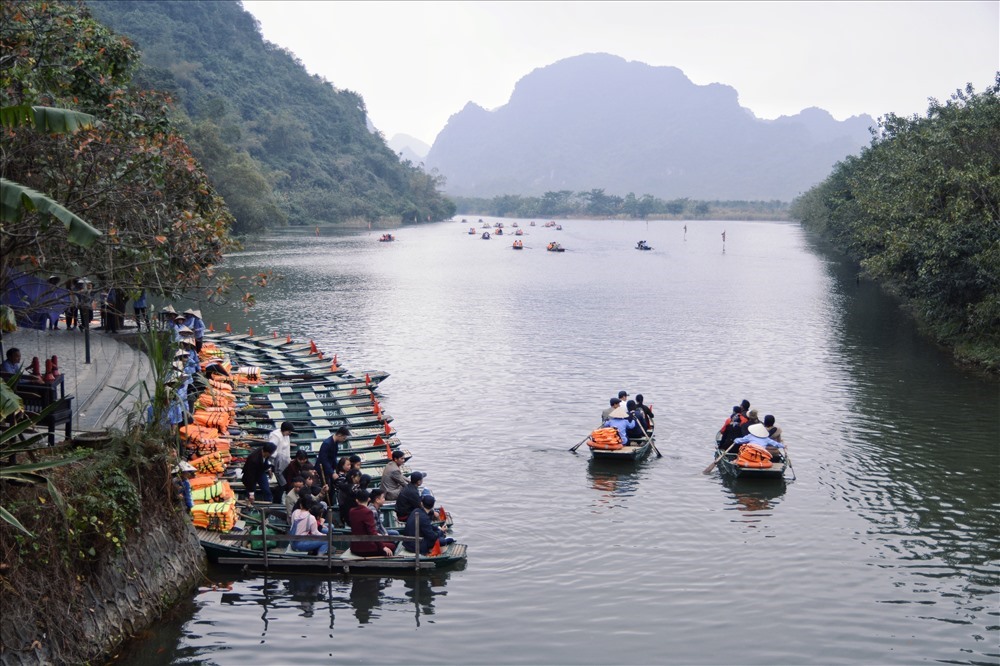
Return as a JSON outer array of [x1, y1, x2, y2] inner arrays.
[[116, 218, 999, 665]]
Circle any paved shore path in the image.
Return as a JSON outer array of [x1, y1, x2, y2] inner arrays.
[[2, 323, 153, 437]]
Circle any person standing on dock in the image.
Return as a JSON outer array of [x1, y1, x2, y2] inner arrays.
[[242, 441, 277, 504], [268, 421, 295, 489], [317, 426, 351, 485], [183, 309, 206, 352]]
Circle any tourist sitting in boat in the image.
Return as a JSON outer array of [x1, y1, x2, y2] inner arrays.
[[601, 397, 623, 422], [348, 490, 396, 557], [402, 495, 454, 554], [394, 470, 426, 522], [282, 447, 312, 493], [336, 468, 364, 526], [718, 405, 747, 451], [380, 449, 408, 500], [763, 414, 783, 443], [368, 489, 398, 536], [242, 441, 277, 504], [741, 409, 761, 436], [625, 400, 650, 440], [289, 495, 329, 555], [348, 454, 363, 474], [317, 426, 351, 485], [635, 394, 654, 431], [733, 423, 785, 462], [303, 471, 329, 510], [603, 404, 636, 444], [284, 475, 306, 518]]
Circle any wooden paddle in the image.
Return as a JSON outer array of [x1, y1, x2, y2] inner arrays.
[[569, 434, 591, 452], [782, 446, 796, 480], [635, 419, 661, 458], [703, 441, 737, 475]]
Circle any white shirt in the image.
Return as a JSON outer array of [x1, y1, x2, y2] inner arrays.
[[269, 429, 291, 474]]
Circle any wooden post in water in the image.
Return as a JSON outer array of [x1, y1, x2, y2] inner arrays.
[[261, 506, 269, 570], [414, 510, 420, 572], [327, 508, 335, 571]]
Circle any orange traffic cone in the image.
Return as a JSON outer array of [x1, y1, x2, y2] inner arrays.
[[429, 540, 442, 556], [286, 335, 292, 343], [309, 340, 318, 355], [331, 362, 339, 372], [350, 388, 358, 396], [437, 507, 447, 522], [225, 322, 232, 333], [374, 434, 384, 447], [365, 373, 371, 385], [384, 422, 391, 435]]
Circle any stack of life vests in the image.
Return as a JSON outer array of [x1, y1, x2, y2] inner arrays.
[[179, 424, 231, 458], [735, 442, 773, 468], [191, 500, 236, 531], [190, 478, 235, 504], [586, 427, 624, 451], [189, 451, 230, 475]]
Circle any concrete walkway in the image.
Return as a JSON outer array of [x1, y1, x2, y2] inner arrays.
[[3, 323, 153, 437]]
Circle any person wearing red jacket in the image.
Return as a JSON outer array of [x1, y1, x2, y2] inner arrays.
[[347, 490, 395, 557]]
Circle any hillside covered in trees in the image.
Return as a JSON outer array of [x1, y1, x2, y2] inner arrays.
[[790, 78, 1000, 371], [87, 0, 455, 233]]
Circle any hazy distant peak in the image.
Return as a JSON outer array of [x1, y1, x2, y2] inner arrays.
[[388, 133, 430, 159]]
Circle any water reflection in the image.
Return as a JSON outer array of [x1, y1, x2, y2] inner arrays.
[[722, 477, 787, 513], [586, 458, 642, 511]]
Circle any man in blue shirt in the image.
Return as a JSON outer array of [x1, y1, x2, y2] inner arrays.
[[734, 423, 785, 461]]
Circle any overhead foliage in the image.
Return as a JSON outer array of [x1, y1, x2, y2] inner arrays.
[[790, 77, 1000, 370], [87, 0, 456, 231], [0, 0, 238, 302]]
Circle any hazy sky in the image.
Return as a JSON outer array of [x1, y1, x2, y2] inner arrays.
[[242, 1, 999, 147]]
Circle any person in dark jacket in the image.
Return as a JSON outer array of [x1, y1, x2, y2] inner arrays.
[[317, 426, 351, 485], [336, 468, 363, 526], [393, 471, 425, 522], [347, 490, 396, 557], [402, 495, 454, 554], [242, 441, 277, 503]]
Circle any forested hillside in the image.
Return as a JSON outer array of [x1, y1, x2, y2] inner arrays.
[[790, 78, 1000, 371], [87, 0, 455, 233]]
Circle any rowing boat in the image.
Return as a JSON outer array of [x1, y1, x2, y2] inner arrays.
[[589, 435, 654, 462], [715, 448, 786, 480], [198, 524, 467, 572]]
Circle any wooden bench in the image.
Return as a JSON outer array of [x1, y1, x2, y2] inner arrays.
[[16, 376, 74, 446]]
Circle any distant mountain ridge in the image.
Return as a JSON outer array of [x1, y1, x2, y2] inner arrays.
[[426, 53, 875, 201]]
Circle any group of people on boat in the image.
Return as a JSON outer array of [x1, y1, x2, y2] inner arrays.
[[378, 233, 395, 242], [236, 424, 452, 556], [599, 390, 655, 445], [717, 399, 785, 464], [635, 240, 652, 251]]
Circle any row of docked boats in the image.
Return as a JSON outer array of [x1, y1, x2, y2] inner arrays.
[[181, 330, 467, 572]]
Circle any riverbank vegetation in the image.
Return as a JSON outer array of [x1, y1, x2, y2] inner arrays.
[[790, 78, 1000, 372], [452, 191, 789, 220], [87, 0, 456, 233]]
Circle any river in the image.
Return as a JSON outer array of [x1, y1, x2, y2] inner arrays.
[[114, 218, 999, 665]]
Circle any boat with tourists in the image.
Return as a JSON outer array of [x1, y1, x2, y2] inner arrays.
[[482, 231, 491, 240], [512, 240, 523, 250], [580, 427, 656, 462], [546, 242, 565, 252], [713, 431, 788, 480], [378, 234, 395, 242], [468, 227, 476, 235], [636, 240, 652, 251]]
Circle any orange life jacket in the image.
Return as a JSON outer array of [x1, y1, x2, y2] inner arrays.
[[587, 427, 624, 451], [735, 443, 773, 468]]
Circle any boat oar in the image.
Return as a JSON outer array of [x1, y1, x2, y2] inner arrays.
[[702, 441, 737, 475], [635, 420, 661, 458], [569, 435, 591, 453], [783, 446, 796, 480]]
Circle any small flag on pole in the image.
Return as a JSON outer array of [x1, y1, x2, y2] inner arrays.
[[225, 322, 232, 333], [350, 388, 358, 396], [438, 507, 447, 522], [384, 422, 392, 435], [317, 351, 324, 360], [248, 327, 254, 336], [309, 340, 318, 355], [365, 373, 371, 385], [429, 540, 442, 556], [273, 331, 277, 338], [208, 323, 214, 332], [286, 335, 292, 343]]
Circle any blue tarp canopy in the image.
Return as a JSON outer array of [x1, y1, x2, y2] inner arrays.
[[1, 272, 69, 330]]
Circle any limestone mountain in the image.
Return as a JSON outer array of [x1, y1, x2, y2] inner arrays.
[[425, 53, 875, 201]]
